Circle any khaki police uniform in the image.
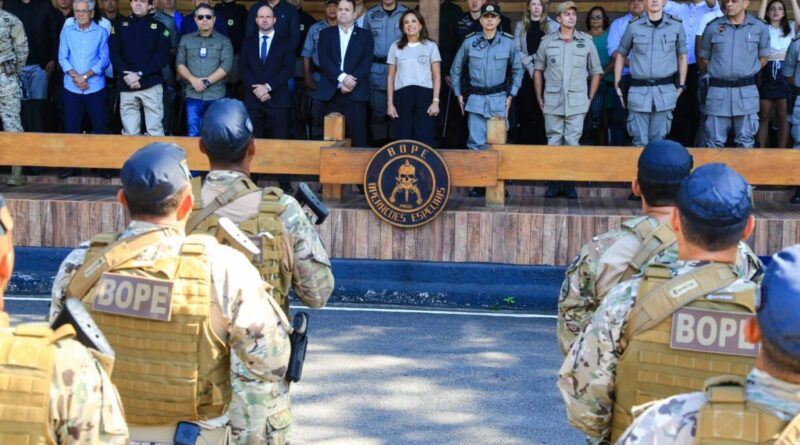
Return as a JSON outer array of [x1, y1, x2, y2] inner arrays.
[[534, 30, 602, 146], [616, 14, 688, 146], [699, 14, 770, 148], [0, 313, 129, 444], [363, 3, 408, 143], [188, 170, 334, 315], [450, 30, 523, 150]]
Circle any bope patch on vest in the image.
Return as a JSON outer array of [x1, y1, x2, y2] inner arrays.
[[364, 140, 450, 228]]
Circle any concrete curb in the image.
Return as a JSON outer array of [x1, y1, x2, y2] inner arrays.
[[10, 247, 565, 311]]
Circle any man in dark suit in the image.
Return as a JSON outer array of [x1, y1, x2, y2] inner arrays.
[[315, 0, 373, 148], [240, 3, 295, 191]]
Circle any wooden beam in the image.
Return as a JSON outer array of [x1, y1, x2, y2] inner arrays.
[[319, 148, 499, 187], [485, 117, 506, 207], [494, 145, 800, 185], [0, 133, 325, 175]]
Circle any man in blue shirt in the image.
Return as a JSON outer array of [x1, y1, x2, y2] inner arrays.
[[58, 0, 110, 135]]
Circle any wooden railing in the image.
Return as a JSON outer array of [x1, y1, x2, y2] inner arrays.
[[1, 114, 799, 208]]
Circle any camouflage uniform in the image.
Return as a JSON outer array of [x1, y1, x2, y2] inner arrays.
[[0, 312, 129, 445], [617, 369, 800, 444], [200, 170, 334, 308], [557, 260, 759, 445], [49, 221, 292, 445], [0, 9, 27, 133], [557, 215, 763, 355]]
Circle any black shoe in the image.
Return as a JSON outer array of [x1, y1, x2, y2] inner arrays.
[[99, 169, 115, 179], [280, 184, 294, 194], [628, 192, 641, 201], [57, 168, 78, 178], [564, 183, 578, 200], [545, 183, 561, 198], [791, 188, 800, 204], [356, 184, 365, 195], [468, 187, 485, 197]]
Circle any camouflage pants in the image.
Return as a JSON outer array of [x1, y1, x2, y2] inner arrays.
[[0, 77, 22, 132], [230, 379, 292, 445]]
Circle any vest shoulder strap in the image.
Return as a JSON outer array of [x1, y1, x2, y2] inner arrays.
[[621, 216, 656, 241], [775, 413, 800, 445], [258, 186, 285, 216], [186, 175, 262, 233], [66, 230, 169, 299], [626, 263, 738, 338], [621, 222, 677, 282]]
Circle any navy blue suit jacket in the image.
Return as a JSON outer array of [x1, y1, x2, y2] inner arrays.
[[240, 32, 294, 109], [315, 25, 373, 102]]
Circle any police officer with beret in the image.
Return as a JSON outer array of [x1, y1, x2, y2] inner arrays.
[[450, 3, 522, 161], [189, 98, 334, 316], [618, 244, 800, 444], [614, 0, 688, 147], [50, 143, 292, 445], [534, 1, 602, 199], [557, 139, 762, 355], [560, 163, 760, 444], [108, 0, 170, 136], [363, 0, 407, 145], [699, 0, 769, 148]]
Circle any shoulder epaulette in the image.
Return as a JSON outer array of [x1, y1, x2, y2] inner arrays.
[[501, 31, 513, 39], [668, 14, 682, 22], [793, 33, 800, 41], [465, 31, 477, 39], [708, 15, 726, 25], [629, 15, 643, 23]]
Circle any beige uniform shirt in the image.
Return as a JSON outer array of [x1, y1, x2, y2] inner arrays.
[[534, 30, 603, 117]]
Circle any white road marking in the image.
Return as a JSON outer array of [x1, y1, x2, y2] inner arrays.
[[6, 297, 557, 319]]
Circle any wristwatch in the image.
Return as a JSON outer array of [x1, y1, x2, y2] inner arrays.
[[137, 71, 143, 77], [676, 84, 687, 90], [82, 74, 88, 81], [202, 79, 211, 88]]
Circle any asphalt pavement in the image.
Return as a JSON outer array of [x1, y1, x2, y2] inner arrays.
[[6, 299, 584, 445]]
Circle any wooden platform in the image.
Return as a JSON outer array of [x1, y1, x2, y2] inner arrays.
[[5, 178, 798, 266]]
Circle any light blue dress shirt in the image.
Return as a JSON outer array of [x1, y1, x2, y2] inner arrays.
[[59, 20, 110, 94]]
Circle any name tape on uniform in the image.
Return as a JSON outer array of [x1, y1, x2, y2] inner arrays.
[[670, 307, 759, 357], [92, 273, 174, 321]]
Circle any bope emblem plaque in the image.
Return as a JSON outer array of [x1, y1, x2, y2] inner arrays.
[[364, 140, 450, 228]]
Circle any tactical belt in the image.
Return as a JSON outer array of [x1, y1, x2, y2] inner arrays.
[[709, 76, 757, 88], [628, 76, 674, 87], [466, 83, 506, 95], [373, 56, 387, 64]]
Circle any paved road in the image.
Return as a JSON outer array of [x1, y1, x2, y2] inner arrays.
[[6, 299, 584, 445]]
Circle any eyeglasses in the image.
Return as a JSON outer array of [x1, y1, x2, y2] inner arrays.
[[590, 14, 603, 19], [74, 9, 91, 13], [195, 14, 214, 20]]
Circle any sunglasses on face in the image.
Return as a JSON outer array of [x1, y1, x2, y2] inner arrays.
[[590, 14, 603, 19], [195, 14, 214, 20]]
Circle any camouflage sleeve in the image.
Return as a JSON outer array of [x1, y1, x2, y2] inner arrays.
[[617, 393, 705, 444], [11, 16, 28, 70], [280, 195, 334, 308], [557, 279, 640, 444], [557, 246, 598, 356], [49, 244, 90, 322], [736, 241, 764, 285], [50, 339, 128, 444]]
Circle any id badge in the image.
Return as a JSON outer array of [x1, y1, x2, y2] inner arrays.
[[199, 47, 208, 58]]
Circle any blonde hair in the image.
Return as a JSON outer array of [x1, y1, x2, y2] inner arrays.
[[522, 0, 550, 33]]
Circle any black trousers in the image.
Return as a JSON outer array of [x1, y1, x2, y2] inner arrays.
[[391, 85, 435, 147], [668, 63, 699, 147], [323, 91, 368, 148], [248, 104, 291, 187]]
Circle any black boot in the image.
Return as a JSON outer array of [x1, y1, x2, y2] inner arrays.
[[563, 182, 578, 199], [545, 182, 561, 198], [791, 187, 800, 204], [468, 187, 485, 197]]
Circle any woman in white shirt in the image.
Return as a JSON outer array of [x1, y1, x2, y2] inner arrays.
[[386, 9, 441, 147], [757, 0, 800, 148]]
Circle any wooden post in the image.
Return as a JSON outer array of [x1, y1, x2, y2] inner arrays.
[[323, 113, 345, 201], [485, 117, 506, 207], [419, 0, 440, 42]]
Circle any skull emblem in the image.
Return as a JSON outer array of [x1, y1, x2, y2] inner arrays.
[[389, 160, 423, 205]]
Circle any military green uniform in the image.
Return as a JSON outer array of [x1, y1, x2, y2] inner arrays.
[[615, 14, 687, 146], [534, 30, 602, 146], [450, 29, 523, 150], [0, 9, 27, 134], [699, 14, 769, 148]]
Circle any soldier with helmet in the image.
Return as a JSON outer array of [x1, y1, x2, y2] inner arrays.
[[0, 4, 28, 186], [556, 140, 762, 355], [49, 143, 292, 445], [0, 194, 129, 444], [618, 244, 800, 444], [559, 163, 761, 444], [190, 98, 333, 317]]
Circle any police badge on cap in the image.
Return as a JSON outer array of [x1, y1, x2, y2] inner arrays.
[[480, 3, 500, 16]]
